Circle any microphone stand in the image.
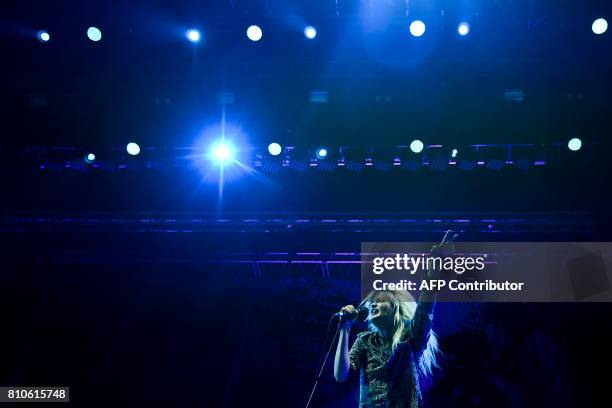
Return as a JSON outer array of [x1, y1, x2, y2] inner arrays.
[[305, 321, 341, 408]]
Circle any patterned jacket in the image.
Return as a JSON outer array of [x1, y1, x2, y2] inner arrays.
[[348, 298, 435, 408]]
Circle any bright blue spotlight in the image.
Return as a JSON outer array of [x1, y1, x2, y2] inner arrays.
[[451, 149, 458, 158], [211, 142, 233, 164], [410, 140, 424, 153], [304, 26, 317, 39], [87, 26, 102, 42], [568, 138, 582, 151], [409, 20, 426, 37], [186, 29, 201, 43], [37, 30, 50, 42], [126, 142, 140, 156], [268, 142, 282, 156], [84, 153, 96, 163], [458, 22, 470, 36], [316, 148, 328, 159], [592, 18, 608, 35], [247, 25, 263, 42]]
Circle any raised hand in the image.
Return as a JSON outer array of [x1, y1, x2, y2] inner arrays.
[[429, 230, 459, 279], [431, 230, 458, 257]]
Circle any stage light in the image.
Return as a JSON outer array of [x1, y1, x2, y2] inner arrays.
[[37, 30, 50, 42], [247, 25, 263, 42], [410, 140, 424, 153], [451, 149, 458, 158], [458, 22, 470, 36], [268, 142, 282, 156], [304, 26, 317, 39], [186, 29, 201, 43], [592, 18, 608, 35], [84, 153, 96, 163], [409, 20, 426, 37], [568, 138, 582, 151], [87, 26, 102, 42], [316, 148, 328, 159], [211, 142, 233, 164], [126, 142, 140, 156]]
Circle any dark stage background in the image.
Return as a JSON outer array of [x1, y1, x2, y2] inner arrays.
[[2, 0, 612, 407], [3, 233, 612, 407]]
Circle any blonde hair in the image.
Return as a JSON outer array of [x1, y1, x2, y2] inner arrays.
[[363, 290, 440, 377]]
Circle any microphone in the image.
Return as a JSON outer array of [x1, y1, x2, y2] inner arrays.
[[333, 305, 369, 319]]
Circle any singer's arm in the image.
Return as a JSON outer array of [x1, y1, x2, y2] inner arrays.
[[410, 288, 436, 355], [334, 326, 351, 382], [410, 240, 454, 354]]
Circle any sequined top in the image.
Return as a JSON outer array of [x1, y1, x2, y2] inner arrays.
[[348, 300, 435, 408]]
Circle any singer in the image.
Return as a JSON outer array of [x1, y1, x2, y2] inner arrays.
[[333, 239, 454, 408]]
